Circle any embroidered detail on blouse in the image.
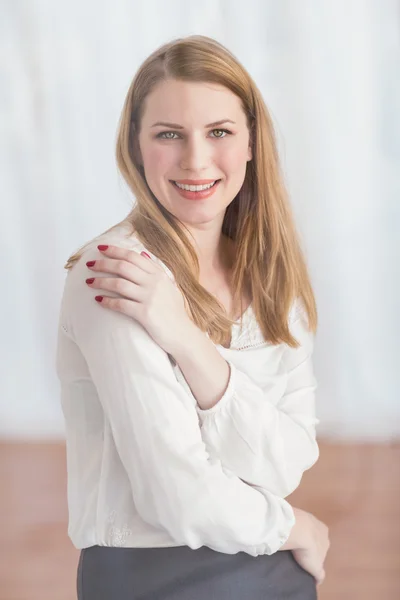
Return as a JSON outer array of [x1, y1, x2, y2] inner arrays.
[[230, 298, 305, 351], [107, 509, 132, 547], [230, 305, 267, 350]]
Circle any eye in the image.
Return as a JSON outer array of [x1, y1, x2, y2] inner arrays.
[[156, 128, 232, 140], [156, 131, 179, 140], [210, 129, 231, 138]]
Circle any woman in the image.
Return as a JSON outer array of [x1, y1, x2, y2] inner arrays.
[[56, 35, 329, 599]]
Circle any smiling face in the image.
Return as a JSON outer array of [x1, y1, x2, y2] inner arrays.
[[136, 79, 252, 232]]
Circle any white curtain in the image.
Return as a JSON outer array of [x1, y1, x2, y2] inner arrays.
[[1, 0, 399, 439]]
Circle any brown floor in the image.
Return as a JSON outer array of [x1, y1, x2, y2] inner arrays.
[[0, 441, 399, 600]]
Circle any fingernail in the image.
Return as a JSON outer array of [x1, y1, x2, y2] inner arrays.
[[86, 261, 96, 267], [141, 251, 151, 259], [95, 296, 103, 303], [98, 245, 108, 251], [86, 278, 95, 284]]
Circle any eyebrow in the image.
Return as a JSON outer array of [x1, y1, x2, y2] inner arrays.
[[150, 119, 236, 129]]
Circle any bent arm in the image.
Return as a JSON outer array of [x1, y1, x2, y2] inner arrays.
[[173, 300, 319, 498], [60, 249, 297, 556]]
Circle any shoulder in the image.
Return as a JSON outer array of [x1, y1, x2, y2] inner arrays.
[[60, 222, 176, 324], [69, 221, 175, 282], [60, 221, 177, 339]]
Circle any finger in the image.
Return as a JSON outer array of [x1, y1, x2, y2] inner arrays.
[[316, 569, 326, 585], [86, 276, 145, 302], [86, 258, 149, 285], [94, 295, 142, 319], [96, 244, 157, 274]]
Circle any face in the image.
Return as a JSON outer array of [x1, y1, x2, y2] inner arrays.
[[136, 79, 252, 232]]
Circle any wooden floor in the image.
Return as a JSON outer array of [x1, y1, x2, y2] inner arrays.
[[0, 441, 399, 600]]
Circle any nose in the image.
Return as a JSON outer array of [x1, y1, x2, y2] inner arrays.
[[179, 134, 212, 172]]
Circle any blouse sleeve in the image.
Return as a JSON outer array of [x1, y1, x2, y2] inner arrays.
[[196, 302, 320, 498], [61, 247, 296, 557]]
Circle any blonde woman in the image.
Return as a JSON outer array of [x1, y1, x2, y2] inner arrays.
[[56, 35, 330, 599]]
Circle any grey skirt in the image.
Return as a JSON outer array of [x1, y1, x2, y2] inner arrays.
[[77, 544, 317, 600]]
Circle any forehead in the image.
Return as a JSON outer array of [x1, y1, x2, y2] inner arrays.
[[141, 79, 246, 126]]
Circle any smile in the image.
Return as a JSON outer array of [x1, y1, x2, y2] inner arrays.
[[170, 179, 222, 201], [173, 180, 219, 191]]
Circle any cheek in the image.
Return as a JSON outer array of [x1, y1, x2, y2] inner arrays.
[[142, 146, 174, 177], [220, 144, 249, 175]]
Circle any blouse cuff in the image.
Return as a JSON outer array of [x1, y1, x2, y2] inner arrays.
[[195, 360, 236, 422], [267, 502, 296, 554]]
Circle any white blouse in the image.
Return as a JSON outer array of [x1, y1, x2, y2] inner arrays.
[[55, 222, 320, 557]]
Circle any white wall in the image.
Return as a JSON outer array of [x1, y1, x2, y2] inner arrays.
[[1, 0, 399, 440]]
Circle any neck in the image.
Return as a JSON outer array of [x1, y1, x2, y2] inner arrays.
[[198, 235, 233, 274], [180, 222, 232, 272]]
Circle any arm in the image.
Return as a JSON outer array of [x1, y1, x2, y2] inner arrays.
[[61, 251, 296, 557], [172, 300, 319, 498]]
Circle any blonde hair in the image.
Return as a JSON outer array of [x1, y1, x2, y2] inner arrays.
[[65, 35, 317, 348]]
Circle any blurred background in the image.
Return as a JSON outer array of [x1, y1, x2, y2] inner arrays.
[[1, 0, 399, 598]]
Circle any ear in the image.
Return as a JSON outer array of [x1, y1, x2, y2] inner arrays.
[[247, 141, 253, 162], [247, 128, 253, 161]]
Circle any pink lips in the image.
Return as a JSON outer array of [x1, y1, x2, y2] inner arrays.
[[171, 179, 221, 201], [174, 179, 217, 185]]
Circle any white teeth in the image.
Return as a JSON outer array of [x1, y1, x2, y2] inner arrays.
[[174, 181, 217, 191]]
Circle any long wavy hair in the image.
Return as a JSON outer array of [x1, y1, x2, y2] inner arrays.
[[64, 35, 317, 348]]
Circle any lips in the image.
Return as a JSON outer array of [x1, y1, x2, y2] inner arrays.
[[173, 179, 218, 185], [170, 179, 221, 201], [172, 180, 219, 190]]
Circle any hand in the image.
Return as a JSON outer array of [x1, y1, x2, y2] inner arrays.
[[85, 244, 194, 355], [291, 511, 330, 586]]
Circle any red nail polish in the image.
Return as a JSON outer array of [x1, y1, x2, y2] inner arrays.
[[95, 296, 103, 302], [86, 278, 95, 284], [141, 251, 151, 259], [86, 261, 96, 267], [98, 245, 108, 251]]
